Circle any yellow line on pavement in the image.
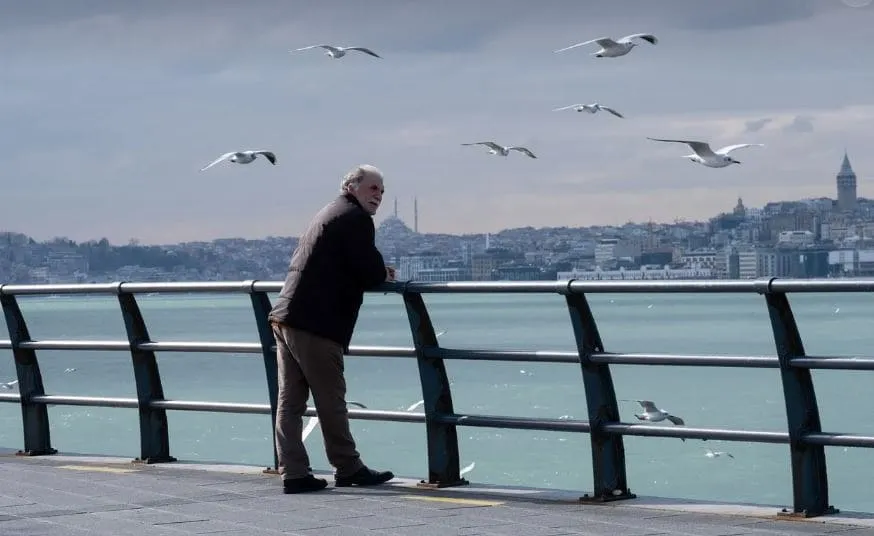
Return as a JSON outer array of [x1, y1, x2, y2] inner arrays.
[[58, 464, 138, 474], [399, 494, 504, 506]]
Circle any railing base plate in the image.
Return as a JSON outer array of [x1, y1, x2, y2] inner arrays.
[[262, 467, 279, 475], [579, 490, 637, 503], [777, 505, 839, 519], [132, 455, 177, 465], [15, 448, 58, 457], [417, 478, 470, 489]]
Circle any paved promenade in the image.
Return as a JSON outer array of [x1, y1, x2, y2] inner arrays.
[[2, 449, 873, 535]]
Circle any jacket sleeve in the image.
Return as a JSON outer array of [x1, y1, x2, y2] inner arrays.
[[343, 213, 387, 289]]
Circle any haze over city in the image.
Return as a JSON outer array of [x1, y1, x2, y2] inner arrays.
[[2, 0, 872, 245]]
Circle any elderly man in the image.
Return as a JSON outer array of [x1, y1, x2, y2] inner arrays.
[[268, 164, 396, 494]]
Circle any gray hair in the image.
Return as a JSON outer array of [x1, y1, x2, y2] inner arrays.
[[340, 164, 383, 193]]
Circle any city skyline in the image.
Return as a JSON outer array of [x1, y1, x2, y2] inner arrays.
[[2, 1, 872, 244]]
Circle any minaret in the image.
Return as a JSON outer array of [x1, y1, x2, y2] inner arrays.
[[393, 197, 398, 218], [836, 151, 857, 213], [413, 197, 418, 233]]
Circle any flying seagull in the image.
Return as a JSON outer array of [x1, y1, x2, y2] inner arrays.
[[647, 138, 764, 168], [632, 400, 685, 425], [462, 141, 537, 159], [200, 150, 277, 171], [553, 103, 624, 118], [705, 449, 734, 459], [302, 401, 367, 441], [554, 33, 658, 57], [293, 44, 381, 59]]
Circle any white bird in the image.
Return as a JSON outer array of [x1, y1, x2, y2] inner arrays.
[[460, 461, 476, 476], [554, 33, 658, 58], [631, 400, 685, 425], [462, 141, 537, 159], [200, 150, 277, 172], [553, 103, 624, 118], [302, 401, 367, 441], [293, 44, 381, 59], [647, 138, 764, 168], [705, 449, 734, 459], [406, 400, 425, 412], [1, 380, 18, 390]]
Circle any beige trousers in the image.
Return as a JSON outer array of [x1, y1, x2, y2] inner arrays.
[[271, 323, 364, 480]]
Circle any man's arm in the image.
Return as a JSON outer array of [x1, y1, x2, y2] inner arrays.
[[343, 213, 388, 289]]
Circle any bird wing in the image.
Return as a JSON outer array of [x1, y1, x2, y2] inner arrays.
[[599, 106, 624, 118], [619, 33, 658, 45], [509, 146, 537, 158], [553, 38, 607, 53], [463, 141, 503, 151], [200, 152, 235, 171], [346, 47, 381, 58], [646, 138, 716, 157], [294, 44, 337, 52], [552, 104, 583, 111], [666, 415, 685, 425], [715, 143, 764, 155], [637, 400, 657, 411], [250, 150, 277, 164]]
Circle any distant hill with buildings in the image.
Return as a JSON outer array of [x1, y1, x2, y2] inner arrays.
[[2, 153, 871, 284]]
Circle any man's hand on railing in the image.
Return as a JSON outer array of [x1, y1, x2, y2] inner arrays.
[[385, 266, 396, 282]]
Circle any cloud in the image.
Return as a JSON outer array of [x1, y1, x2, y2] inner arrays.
[[744, 118, 773, 133], [1, 2, 872, 244], [782, 115, 816, 133]]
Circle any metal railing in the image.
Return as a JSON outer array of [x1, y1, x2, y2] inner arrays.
[[2, 278, 874, 518]]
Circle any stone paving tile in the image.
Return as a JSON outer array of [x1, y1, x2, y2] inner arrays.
[[3, 454, 874, 536]]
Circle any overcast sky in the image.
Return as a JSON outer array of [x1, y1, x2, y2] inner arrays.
[[3, 0, 872, 244]]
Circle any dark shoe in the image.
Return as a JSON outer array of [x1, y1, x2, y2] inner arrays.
[[334, 466, 394, 487], [283, 475, 328, 494]]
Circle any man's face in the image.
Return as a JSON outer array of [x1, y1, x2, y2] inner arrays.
[[352, 174, 384, 215]]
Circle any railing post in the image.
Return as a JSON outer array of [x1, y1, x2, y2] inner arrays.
[[0, 287, 57, 456], [244, 280, 280, 473], [401, 289, 467, 489], [115, 282, 176, 464], [563, 281, 634, 503], [760, 279, 835, 518]]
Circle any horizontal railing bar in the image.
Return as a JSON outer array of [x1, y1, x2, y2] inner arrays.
[[426, 348, 579, 363], [18, 340, 130, 351], [567, 280, 761, 293], [0, 394, 20, 403], [395, 281, 571, 294], [346, 345, 417, 358], [431, 413, 592, 433], [150, 400, 271, 414], [590, 353, 780, 368], [7, 278, 874, 297], [790, 357, 874, 370], [803, 432, 874, 448], [0, 340, 8, 349], [30, 395, 139, 408], [768, 279, 874, 293], [0, 283, 124, 295], [138, 342, 262, 353], [602, 423, 789, 443]]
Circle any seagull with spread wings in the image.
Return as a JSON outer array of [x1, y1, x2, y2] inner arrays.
[[554, 33, 658, 57], [647, 138, 764, 168], [462, 141, 537, 159]]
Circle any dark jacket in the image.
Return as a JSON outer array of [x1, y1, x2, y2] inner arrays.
[[268, 193, 387, 350]]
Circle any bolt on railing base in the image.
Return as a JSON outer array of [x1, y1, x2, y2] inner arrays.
[[578, 489, 637, 504], [777, 505, 839, 519], [416, 478, 470, 489], [15, 448, 58, 457], [131, 455, 177, 465]]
